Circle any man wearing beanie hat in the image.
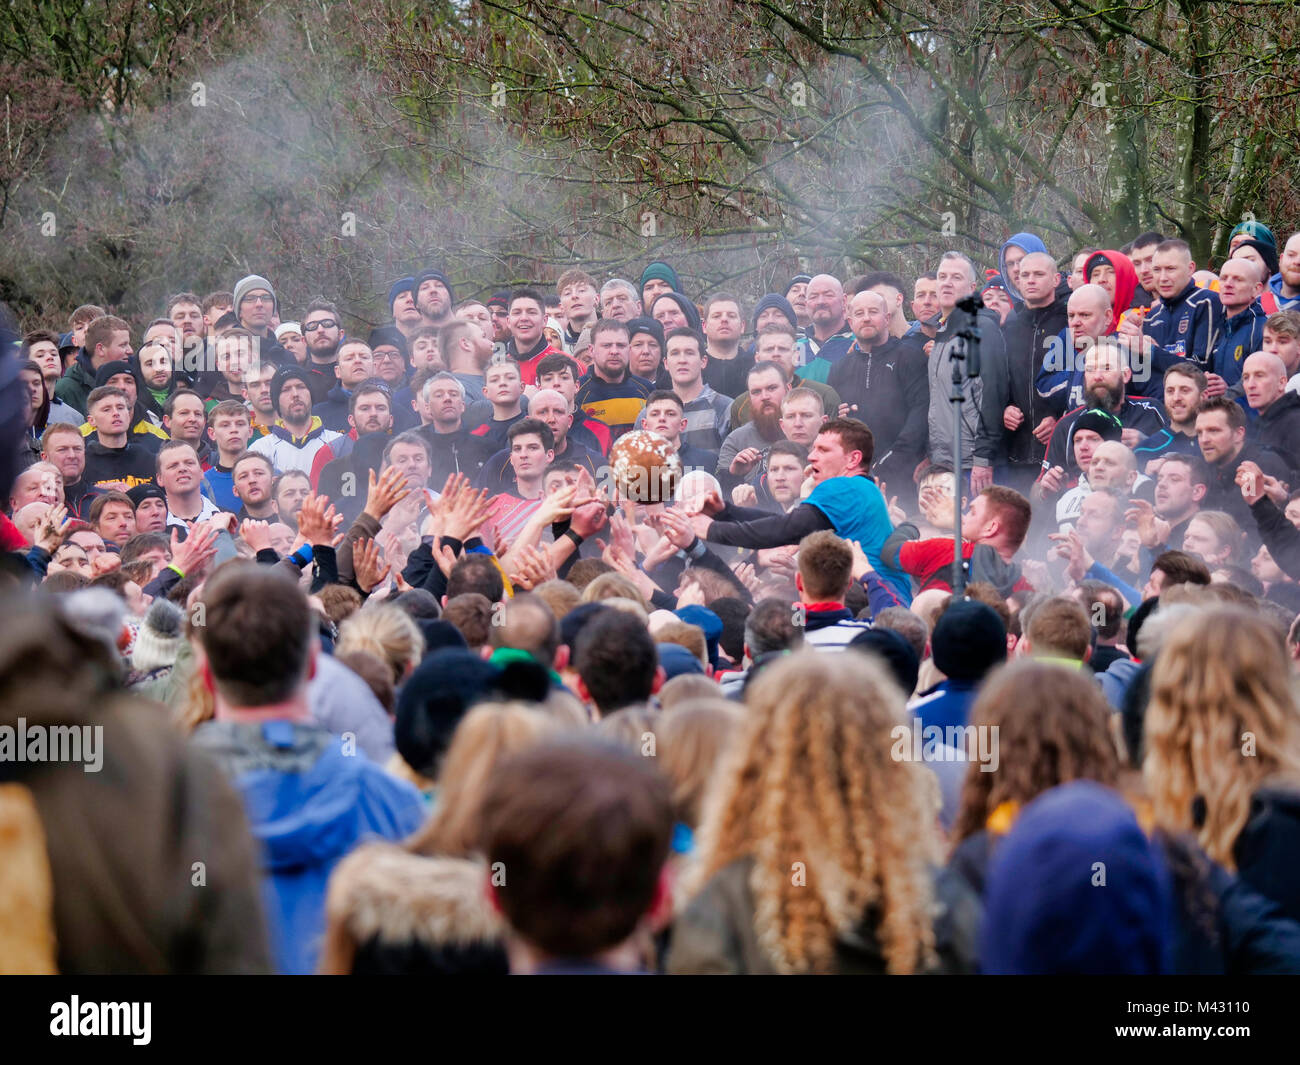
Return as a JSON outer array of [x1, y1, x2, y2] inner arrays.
[[910, 598, 1006, 731], [485, 292, 511, 346], [387, 276, 422, 341], [127, 481, 169, 533], [232, 274, 290, 366], [639, 261, 682, 310], [1229, 219, 1276, 254], [91, 360, 168, 451], [126, 597, 185, 689], [785, 274, 813, 328], [413, 270, 455, 329], [649, 291, 703, 335], [248, 364, 343, 474], [1036, 339, 1165, 501], [626, 316, 667, 383]]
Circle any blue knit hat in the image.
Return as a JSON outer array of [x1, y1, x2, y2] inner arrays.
[[627, 316, 665, 350], [387, 276, 415, 311], [750, 293, 798, 332], [785, 274, 812, 294], [675, 605, 722, 669], [980, 781, 1173, 974], [649, 292, 702, 333]]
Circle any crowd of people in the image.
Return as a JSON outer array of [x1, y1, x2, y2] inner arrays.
[[4, 223, 1300, 974]]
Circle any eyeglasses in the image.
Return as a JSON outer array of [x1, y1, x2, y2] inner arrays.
[[242, 293, 275, 305], [374, 350, 404, 361], [303, 319, 339, 332]]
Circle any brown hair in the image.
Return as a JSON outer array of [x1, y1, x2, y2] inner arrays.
[[335, 650, 395, 714], [1264, 310, 1300, 340], [1152, 549, 1212, 590], [70, 304, 107, 328], [1145, 608, 1300, 868], [478, 739, 673, 957], [555, 268, 597, 294], [817, 417, 874, 472], [951, 660, 1120, 843], [796, 530, 854, 601], [1025, 597, 1092, 660], [652, 620, 708, 666], [531, 579, 580, 619], [442, 593, 493, 650], [84, 315, 130, 356], [1196, 394, 1247, 432], [317, 584, 363, 627], [980, 486, 1032, 551], [565, 558, 613, 591], [195, 563, 314, 706], [657, 673, 724, 710]]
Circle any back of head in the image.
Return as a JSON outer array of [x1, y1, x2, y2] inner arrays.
[[446, 554, 505, 603], [796, 530, 853, 602], [930, 599, 1007, 682], [952, 660, 1120, 843], [743, 597, 803, 658], [872, 606, 928, 660], [197, 562, 312, 707], [395, 649, 503, 779], [656, 700, 742, 827], [442, 593, 493, 650], [336, 604, 426, 685], [658, 672, 723, 710], [478, 739, 673, 960], [980, 781, 1171, 974], [574, 610, 658, 714], [488, 592, 559, 666], [1025, 597, 1092, 661]]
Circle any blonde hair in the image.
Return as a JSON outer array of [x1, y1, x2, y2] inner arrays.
[[657, 700, 742, 826], [682, 650, 941, 973], [1145, 607, 1300, 868], [580, 572, 647, 609], [407, 703, 556, 858], [336, 604, 425, 685]]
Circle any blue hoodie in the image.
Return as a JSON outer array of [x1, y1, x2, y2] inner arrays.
[[193, 719, 426, 974], [979, 781, 1173, 974], [999, 232, 1048, 303], [1269, 272, 1300, 312]]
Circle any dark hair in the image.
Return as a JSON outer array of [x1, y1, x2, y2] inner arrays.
[[590, 317, 631, 343], [645, 389, 683, 412], [1195, 395, 1247, 432], [348, 379, 392, 416], [1131, 231, 1166, 251], [1154, 238, 1190, 257], [817, 417, 875, 472], [196, 562, 314, 706], [1163, 362, 1207, 390], [980, 485, 1033, 551], [535, 352, 581, 381], [120, 531, 171, 565], [164, 388, 203, 419], [509, 287, 545, 313], [664, 327, 705, 354], [506, 417, 554, 451], [743, 597, 802, 657], [441, 592, 494, 649], [446, 555, 505, 603], [1078, 580, 1125, 641], [86, 385, 129, 411], [1152, 549, 1212, 590], [1158, 452, 1212, 488], [574, 611, 658, 713], [166, 292, 202, 315], [767, 439, 808, 465], [479, 740, 673, 957], [797, 530, 854, 601], [707, 597, 749, 662], [89, 491, 133, 526], [1025, 597, 1093, 660]]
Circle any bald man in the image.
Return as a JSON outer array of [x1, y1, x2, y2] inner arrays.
[[475, 386, 601, 496], [797, 274, 855, 384], [1003, 251, 1070, 491], [1211, 257, 1267, 389], [828, 289, 929, 492], [1036, 283, 1113, 415], [1242, 350, 1300, 478]]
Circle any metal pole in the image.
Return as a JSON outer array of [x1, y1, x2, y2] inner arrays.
[[951, 352, 965, 596]]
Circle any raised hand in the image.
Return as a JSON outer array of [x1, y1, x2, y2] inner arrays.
[[729, 447, 762, 477], [171, 521, 220, 577], [353, 537, 392, 593], [1124, 498, 1170, 549], [240, 519, 273, 553], [363, 466, 412, 521], [34, 504, 69, 554]]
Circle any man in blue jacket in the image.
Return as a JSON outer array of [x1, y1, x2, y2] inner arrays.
[[1129, 238, 1223, 374], [192, 563, 425, 974]]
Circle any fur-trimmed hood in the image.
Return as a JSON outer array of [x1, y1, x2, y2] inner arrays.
[[325, 844, 504, 951]]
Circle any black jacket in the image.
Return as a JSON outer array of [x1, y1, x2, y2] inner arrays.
[[1252, 391, 1300, 483], [1234, 784, 1300, 924], [1203, 444, 1291, 528], [1001, 284, 1069, 466], [827, 335, 929, 468], [82, 439, 156, 490], [417, 423, 492, 487]]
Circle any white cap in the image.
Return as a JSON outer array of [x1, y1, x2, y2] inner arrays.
[[274, 322, 302, 341]]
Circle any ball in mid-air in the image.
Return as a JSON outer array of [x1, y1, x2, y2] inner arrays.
[[608, 430, 682, 503]]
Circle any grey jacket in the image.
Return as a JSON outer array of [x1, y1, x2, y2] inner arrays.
[[926, 306, 1010, 470]]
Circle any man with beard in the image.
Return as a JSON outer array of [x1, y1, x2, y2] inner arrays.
[[414, 269, 455, 331], [157, 440, 226, 532], [300, 300, 345, 406], [231, 452, 278, 522], [700, 294, 752, 400], [440, 318, 492, 405], [504, 288, 559, 386], [1194, 394, 1290, 526], [273, 470, 311, 531], [828, 291, 927, 495], [387, 277, 422, 342], [313, 340, 376, 432], [1001, 251, 1070, 493], [136, 341, 177, 425], [1134, 363, 1206, 469], [1039, 339, 1166, 485], [574, 319, 651, 441], [732, 323, 839, 432], [716, 362, 790, 491], [231, 275, 290, 366], [415, 371, 491, 485], [310, 380, 395, 490], [249, 366, 343, 475], [639, 262, 682, 314], [41, 422, 100, 519], [1269, 231, 1300, 311], [797, 275, 855, 383]]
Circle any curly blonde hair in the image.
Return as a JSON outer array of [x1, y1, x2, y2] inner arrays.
[[1145, 607, 1300, 869], [951, 660, 1120, 843], [681, 649, 941, 974]]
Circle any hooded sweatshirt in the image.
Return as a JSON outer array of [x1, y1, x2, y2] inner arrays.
[[999, 232, 1048, 304], [192, 718, 425, 974]]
